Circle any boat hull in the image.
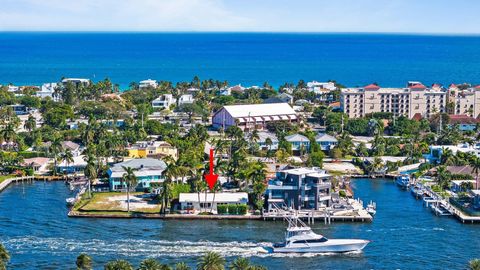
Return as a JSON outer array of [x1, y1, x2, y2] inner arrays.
[[273, 239, 369, 253]]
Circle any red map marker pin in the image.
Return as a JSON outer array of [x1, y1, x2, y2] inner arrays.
[[205, 148, 218, 190]]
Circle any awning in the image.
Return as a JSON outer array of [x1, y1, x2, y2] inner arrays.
[[280, 115, 289, 120], [262, 116, 272, 121], [288, 115, 297, 120], [238, 118, 246, 123], [254, 117, 263, 122], [271, 116, 281, 121]]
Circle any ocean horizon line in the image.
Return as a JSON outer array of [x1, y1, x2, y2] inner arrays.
[[1, 31, 480, 37]]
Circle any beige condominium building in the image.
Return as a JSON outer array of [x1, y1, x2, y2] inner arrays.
[[341, 81, 480, 119], [449, 84, 480, 118]]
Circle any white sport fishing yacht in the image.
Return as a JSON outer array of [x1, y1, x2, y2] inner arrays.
[[272, 214, 370, 253]]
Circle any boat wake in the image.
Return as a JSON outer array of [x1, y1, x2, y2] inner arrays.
[[3, 236, 363, 258]]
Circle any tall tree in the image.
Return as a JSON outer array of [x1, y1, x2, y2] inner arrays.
[[121, 166, 138, 213], [471, 157, 480, 190]]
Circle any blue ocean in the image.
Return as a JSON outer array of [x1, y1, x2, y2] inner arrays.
[[1, 32, 480, 89]]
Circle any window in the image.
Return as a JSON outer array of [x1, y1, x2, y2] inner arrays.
[[292, 238, 328, 244]]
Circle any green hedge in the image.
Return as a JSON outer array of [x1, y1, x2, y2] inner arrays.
[[237, 204, 247, 215], [227, 204, 237, 215], [219, 204, 247, 215], [217, 204, 228, 214]]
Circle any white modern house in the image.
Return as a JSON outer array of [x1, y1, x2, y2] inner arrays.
[[212, 103, 297, 131], [37, 83, 58, 99], [139, 79, 158, 89], [178, 94, 194, 105], [307, 81, 336, 93], [152, 94, 176, 109], [178, 192, 248, 213]]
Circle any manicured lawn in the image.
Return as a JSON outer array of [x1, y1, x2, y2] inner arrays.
[[75, 191, 161, 214], [0, 175, 16, 184]]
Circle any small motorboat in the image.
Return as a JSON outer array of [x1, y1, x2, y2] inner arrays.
[[395, 175, 410, 189], [366, 201, 376, 216], [410, 183, 425, 199], [66, 197, 76, 206], [272, 214, 370, 253]]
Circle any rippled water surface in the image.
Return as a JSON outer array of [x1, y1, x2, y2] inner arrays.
[[0, 179, 478, 269]]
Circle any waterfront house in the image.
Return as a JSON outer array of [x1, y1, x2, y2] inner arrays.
[[315, 133, 338, 151], [448, 115, 479, 131], [127, 140, 178, 160], [285, 134, 310, 152], [213, 103, 297, 131], [266, 167, 331, 211], [108, 158, 167, 191], [152, 94, 176, 109], [56, 155, 87, 174], [21, 157, 52, 174], [139, 79, 158, 89], [178, 192, 248, 214]]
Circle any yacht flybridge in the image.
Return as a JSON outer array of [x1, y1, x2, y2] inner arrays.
[[272, 212, 370, 253]]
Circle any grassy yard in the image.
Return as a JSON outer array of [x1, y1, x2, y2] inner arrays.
[[0, 174, 16, 184], [74, 191, 161, 215]]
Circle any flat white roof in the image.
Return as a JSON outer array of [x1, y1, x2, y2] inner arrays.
[[222, 103, 296, 118], [179, 192, 248, 203]]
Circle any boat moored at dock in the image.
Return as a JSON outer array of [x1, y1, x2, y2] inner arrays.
[[395, 175, 410, 189]]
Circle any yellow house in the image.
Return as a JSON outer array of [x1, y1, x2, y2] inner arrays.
[[127, 141, 178, 160]]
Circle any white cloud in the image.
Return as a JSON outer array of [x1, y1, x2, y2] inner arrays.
[[0, 0, 479, 33], [0, 0, 255, 31]]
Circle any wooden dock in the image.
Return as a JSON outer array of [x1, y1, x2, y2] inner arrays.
[[423, 186, 480, 223]]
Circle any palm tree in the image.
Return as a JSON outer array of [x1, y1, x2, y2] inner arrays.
[[24, 114, 36, 132], [49, 135, 63, 175], [139, 258, 171, 270], [471, 157, 480, 190], [209, 181, 221, 213], [436, 165, 451, 190], [0, 243, 10, 270], [76, 253, 93, 270], [104, 259, 133, 270], [61, 148, 74, 177], [0, 123, 17, 150], [197, 252, 225, 270], [83, 153, 97, 198], [121, 166, 138, 213], [229, 257, 250, 270], [470, 259, 480, 270], [175, 262, 191, 270]]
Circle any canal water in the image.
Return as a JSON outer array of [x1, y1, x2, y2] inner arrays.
[[0, 179, 478, 269]]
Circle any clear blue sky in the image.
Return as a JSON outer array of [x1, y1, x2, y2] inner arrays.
[[0, 0, 479, 33]]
